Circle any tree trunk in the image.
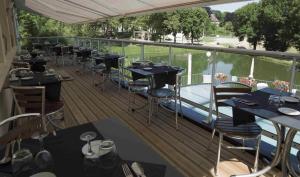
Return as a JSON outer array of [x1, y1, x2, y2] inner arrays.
[[173, 33, 177, 43], [253, 41, 257, 50], [191, 30, 194, 44]]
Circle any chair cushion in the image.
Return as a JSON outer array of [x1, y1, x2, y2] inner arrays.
[[45, 100, 64, 114], [215, 118, 262, 138], [148, 88, 175, 98]]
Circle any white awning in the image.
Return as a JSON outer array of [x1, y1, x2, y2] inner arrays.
[[21, 0, 242, 24]]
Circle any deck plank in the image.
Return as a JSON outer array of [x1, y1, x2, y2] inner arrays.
[[55, 65, 279, 177]]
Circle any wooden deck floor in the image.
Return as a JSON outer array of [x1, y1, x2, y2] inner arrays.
[[56, 65, 280, 177]]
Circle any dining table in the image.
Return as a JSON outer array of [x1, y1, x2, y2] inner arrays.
[[93, 54, 121, 72], [127, 63, 183, 89], [0, 117, 184, 177], [223, 88, 300, 177], [10, 72, 62, 102]]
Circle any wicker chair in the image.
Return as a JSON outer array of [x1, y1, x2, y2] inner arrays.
[[10, 86, 64, 130], [208, 82, 262, 175], [0, 113, 44, 164]]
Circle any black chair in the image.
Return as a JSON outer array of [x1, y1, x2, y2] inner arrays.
[[208, 82, 262, 175], [147, 69, 184, 129]]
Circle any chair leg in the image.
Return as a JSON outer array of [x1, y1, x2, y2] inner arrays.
[[254, 135, 261, 172], [216, 133, 223, 176], [148, 97, 152, 124], [207, 128, 216, 150], [179, 97, 183, 119], [175, 98, 178, 129], [128, 89, 132, 111]]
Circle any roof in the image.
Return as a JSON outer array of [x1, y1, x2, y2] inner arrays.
[[14, 0, 242, 24]]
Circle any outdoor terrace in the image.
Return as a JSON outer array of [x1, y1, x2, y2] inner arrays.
[[56, 64, 280, 177]]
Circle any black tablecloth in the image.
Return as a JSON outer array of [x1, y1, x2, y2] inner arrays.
[[94, 54, 120, 71], [0, 118, 182, 177], [10, 74, 61, 101], [128, 65, 182, 89], [225, 88, 300, 125]]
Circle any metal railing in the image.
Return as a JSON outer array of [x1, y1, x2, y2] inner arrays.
[[21, 36, 300, 147]]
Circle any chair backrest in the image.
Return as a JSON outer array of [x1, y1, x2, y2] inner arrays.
[[175, 70, 185, 96], [10, 86, 45, 117], [213, 82, 252, 117], [0, 113, 44, 145], [149, 68, 184, 90], [12, 62, 30, 69]]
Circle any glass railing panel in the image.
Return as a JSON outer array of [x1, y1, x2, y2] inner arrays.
[[91, 39, 99, 50], [144, 45, 169, 63], [123, 43, 141, 66], [110, 41, 123, 55], [98, 40, 110, 53], [254, 56, 294, 89], [171, 48, 207, 86]]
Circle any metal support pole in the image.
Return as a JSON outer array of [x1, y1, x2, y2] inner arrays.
[[98, 40, 100, 52], [140, 44, 144, 60], [122, 41, 125, 56], [208, 51, 216, 123], [290, 57, 297, 92], [56, 37, 59, 44], [168, 46, 172, 65], [109, 41, 112, 53], [90, 39, 92, 48]]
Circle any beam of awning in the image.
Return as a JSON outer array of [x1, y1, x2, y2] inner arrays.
[[15, 0, 243, 24]]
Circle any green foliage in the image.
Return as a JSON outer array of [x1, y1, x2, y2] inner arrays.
[[148, 13, 168, 42], [233, 3, 262, 50], [232, 0, 300, 52], [179, 8, 210, 44], [163, 11, 181, 43]]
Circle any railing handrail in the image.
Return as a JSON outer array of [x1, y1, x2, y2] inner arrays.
[[23, 36, 300, 61]]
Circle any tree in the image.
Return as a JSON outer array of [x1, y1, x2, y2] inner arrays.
[[179, 8, 210, 44], [289, 0, 300, 51], [258, 0, 291, 51], [163, 11, 181, 43], [149, 13, 167, 42], [233, 3, 262, 50]]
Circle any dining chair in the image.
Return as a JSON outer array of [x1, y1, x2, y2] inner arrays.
[[94, 56, 125, 91], [147, 70, 184, 129], [0, 113, 44, 163], [125, 60, 151, 112], [208, 82, 262, 176], [10, 85, 64, 130], [11, 61, 30, 69]]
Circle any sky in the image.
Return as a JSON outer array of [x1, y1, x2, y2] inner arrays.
[[209, 0, 260, 12]]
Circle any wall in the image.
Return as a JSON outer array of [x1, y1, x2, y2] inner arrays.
[[0, 0, 17, 120]]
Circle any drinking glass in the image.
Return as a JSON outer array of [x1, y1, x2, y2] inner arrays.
[[99, 139, 118, 169], [80, 131, 97, 156], [11, 139, 33, 175], [34, 133, 53, 170]]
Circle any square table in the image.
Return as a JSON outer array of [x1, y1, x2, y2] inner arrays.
[[94, 54, 121, 71], [127, 65, 183, 89], [223, 88, 300, 177], [10, 73, 62, 102], [0, 118, 184, 177]]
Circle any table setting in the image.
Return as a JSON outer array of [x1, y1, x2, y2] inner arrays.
[[0, 118, 178, 177], [10, 69, 62, 101], [224, 88, 300, 177]]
